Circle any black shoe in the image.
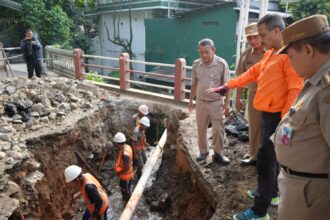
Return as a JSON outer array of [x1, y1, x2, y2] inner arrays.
[[213, 153, 230, 165], [240, 158, 257, 166], [196, 152, 209, 161]]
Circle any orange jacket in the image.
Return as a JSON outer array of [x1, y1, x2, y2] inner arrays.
[[81, 173, 109, 215], [227, 49, 303, 117], [114, 144, 133, 180]]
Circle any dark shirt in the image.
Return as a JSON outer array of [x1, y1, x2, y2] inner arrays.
[[85, 184, 103, 215], [20, 38, 42, 62]]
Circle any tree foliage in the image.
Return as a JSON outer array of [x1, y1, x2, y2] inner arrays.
[[289, 0, 330, 21], [0, 0, 96, 52]]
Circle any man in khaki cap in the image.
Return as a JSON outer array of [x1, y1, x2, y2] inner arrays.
[[275, 14, 330, 220], [236, 23, 265, 166]]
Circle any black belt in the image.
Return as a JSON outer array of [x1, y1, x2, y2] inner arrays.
[[201, 99, 221, 102], [281, 165, 328, 179]]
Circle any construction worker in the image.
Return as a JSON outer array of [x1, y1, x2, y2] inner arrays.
[[189, 38, 230, 165], [131, 104, 149, 128], [236, 23, 265, 166], [131, 116, 150, 178], [207, 14, 304, 220], [274, 14, 330, 220], [113, 132, 133, 202], [64, 165, 109, 220]]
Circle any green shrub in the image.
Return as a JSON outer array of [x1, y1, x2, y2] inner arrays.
[[86, 71, 105, 83]]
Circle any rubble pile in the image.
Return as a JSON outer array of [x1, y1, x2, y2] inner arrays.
[[0, 76, 111, 218]]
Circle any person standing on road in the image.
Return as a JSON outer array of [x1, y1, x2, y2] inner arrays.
[[113, 132, 133, 202], [207, 14, 304, 220], [189, 38, 231, 165], [274, 14, 330, 220], [20, 29, 42, 78], [236, 23, 265, 166]]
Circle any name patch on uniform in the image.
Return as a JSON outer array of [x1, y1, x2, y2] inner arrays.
[[325, 96, 330, 104], [321, 72, 330, 88]]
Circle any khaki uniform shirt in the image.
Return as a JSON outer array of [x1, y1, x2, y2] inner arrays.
[[275, 60, 330, 174], [236, 47, 264, 93], [192, 55, 229, 102]]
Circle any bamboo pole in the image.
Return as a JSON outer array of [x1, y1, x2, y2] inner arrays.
[[119, 129, 167, 220]]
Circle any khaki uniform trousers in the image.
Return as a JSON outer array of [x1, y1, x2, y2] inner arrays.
[[278, 170, 330, 220], [247, 84, 262, 160], [196, 99, 224, 155]]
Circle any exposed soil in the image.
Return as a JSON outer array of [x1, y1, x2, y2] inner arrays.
[[209, 135, 278, 220], [145, 146, 215, 220]]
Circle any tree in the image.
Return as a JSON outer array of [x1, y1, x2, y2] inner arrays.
[[289, 0, 330, 21], [21, 0, 72, 47], [104, 0, 134, 60]]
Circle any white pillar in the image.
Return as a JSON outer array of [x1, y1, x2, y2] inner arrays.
[[259, 0, 269, 18], [235, 0, 251, 68]]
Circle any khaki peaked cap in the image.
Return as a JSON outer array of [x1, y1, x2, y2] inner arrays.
[[278, 14, 330, 54], [245, 22, 258, 37]]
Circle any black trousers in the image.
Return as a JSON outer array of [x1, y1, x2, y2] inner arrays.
[[120, 179, 132, 202], [26, 59, 42, 78], [252, 112, 281, 216]]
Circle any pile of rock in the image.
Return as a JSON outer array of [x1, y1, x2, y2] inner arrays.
[[0, 76, 111, 218]]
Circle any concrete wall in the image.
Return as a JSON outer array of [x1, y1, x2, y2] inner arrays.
[[91, 10, 151, 74]]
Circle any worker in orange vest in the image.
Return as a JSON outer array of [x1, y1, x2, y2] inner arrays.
[[113, 132, 133, 202], [64, 165, 109, 220], [131, 116, 150, 179], [131, 104, 149, 128]]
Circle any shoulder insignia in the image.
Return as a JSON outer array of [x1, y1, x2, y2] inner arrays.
[[321, 71, 330, 88], [324, 96, 330, 104]]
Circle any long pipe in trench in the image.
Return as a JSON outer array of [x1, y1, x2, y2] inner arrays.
[[119, 129, 167, 220]]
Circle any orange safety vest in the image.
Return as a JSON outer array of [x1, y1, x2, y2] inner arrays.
[[81, 173, 109, 215], [132, 127, 146, 151], [114, 145, 133, 180]]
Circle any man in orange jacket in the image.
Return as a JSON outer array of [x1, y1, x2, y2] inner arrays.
[[64, 165, 109, 220], [113, 132, 133, 202], [207, 14, 304, 220]]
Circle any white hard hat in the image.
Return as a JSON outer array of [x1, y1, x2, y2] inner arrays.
[[114, 132, 126, 143], [140, 116, 150, 127], [64, 165, 82, 183], [138, 105, 149, 115]]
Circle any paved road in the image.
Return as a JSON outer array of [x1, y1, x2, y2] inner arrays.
[[0, 63, 58, 79]]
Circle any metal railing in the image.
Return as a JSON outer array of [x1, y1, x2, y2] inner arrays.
[[0, 47, 24, 64], [45, 46, 75, 78], [73, 49, 189, 101], [44, 47, 236, 102]]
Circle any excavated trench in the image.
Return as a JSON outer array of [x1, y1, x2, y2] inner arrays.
[[2, 77, 279, 220], [7, 102, 213, 220], [1, 77, 216, 220]]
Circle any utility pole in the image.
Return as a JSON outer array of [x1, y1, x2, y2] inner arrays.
[[235, 0, 250, 68], [259, 0, 269, 18]]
